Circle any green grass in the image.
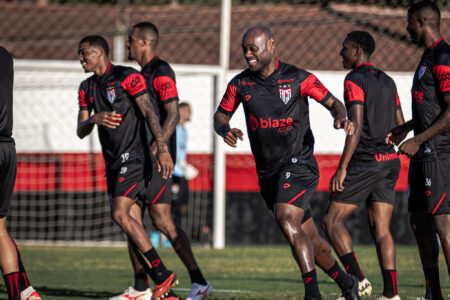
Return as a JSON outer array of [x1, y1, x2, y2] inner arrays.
[[0, 245, 448, 299]]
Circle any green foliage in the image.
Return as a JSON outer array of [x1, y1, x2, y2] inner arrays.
[[3, 245, 449, 299]]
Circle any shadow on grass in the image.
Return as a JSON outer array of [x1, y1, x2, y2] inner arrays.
[[0, 285, 115, 298]]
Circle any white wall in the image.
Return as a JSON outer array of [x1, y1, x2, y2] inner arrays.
[[12, 60, 414, 154]]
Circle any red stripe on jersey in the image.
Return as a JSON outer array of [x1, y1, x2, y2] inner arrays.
[[300, 74, 329, 102], [355, 62, 374, 69], [344, 80, 365, 103], [220, 83, 240, 113], [121, 73, 147, 97], [396, 92, 401, 107], [78, 89, 88, 107], [432, 65, 450, 93], [153, 75, 178, 101]]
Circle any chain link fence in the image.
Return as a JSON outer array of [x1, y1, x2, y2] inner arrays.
[[1, 0, 448, 244]]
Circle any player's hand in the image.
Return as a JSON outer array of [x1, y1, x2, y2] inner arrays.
[[385, 126, 408, 145], [223, 128, 244, 148], [91, 111, 122, 129], [398, 137, 420, 158], [330, 167, 346, 192], [334, 118, 354, 136], [157, 151, 174, 179]]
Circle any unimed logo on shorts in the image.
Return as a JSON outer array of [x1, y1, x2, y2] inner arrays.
[[248, 113, 293, 133]]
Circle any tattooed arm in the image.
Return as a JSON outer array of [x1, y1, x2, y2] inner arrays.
[[135, 92, 173, 178]]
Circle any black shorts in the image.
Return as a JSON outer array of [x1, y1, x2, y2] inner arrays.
[[408, 156, 450, 215], [330, 160, 400, 206], [144, 162, 172, 206], [106, 161, 146, 204], [172, 176, 189, 206], [258, 155, 318, 222], [0, 142, 17, 217]]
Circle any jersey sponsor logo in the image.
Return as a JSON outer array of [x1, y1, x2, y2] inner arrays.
[[418, 65, 427, 79], [412, 90, 424, 104], [374, 152, 399, 162], [245, 95, 252, 101], [279, 84, 292, 104], [249, 114, 258, 131], [278, 79, 294, 84], [106, 85, 116, 103], [248, 115, 294, 132], [425, 178, 432, 187], [241, 81, 255, 86]]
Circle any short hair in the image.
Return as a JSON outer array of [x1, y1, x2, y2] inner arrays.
[[79, 35, 109, 57], [346, 31, 376, 55], [179, 102, 190, 109], [133, 22, 159, 48], [408, 1, 441, 26]]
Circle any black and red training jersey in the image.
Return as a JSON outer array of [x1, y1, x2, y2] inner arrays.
[[0, 46, 14, 143], [141, 56, 179, 161], [411, 37, 450, 160], [78, 62, 148, 171], [218, 58, 332, 176], [344, 63, 401, 166]]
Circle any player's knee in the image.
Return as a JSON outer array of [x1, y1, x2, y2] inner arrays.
[[111, 209, 127, 227]]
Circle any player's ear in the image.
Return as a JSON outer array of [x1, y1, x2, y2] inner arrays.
[[268, 38, 275, 53]]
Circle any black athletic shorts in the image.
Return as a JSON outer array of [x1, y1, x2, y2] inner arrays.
[[172, 176, 189, 206], [0, 142, 17, 217], [106, 161, 146, 205], [258, 155, 318, 223], [408, 155, 450, 215], [330, 160, 400, 206], [144, 158, 172, 206]]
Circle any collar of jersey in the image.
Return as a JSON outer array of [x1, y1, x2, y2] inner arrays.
[[429, 37, 445, 49], [95, 62, 113, 82], [355, 62, 374, 70], [145, 55, 159, 69]]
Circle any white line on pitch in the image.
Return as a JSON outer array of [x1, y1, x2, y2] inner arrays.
[[173, 287, 252, 293]]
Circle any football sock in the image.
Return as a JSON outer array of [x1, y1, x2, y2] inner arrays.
[[382, 269, 398, 297], [189, 268, 207, 285], [3, 272, 20, 300], [340, 252, 365, 281], [143, 248, 170, 285], [325, 261, 353, 291], [134, 273, 149, 291], [11, 239, 30, 292], [302, 269, 321, 299], [424, 280, 433, 300], [424, 267, 442, 300]]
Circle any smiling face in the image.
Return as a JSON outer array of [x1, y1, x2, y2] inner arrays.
[[340, 38, 358, 70], [78, 42, 102, 73], [241, 30, 274, 74]]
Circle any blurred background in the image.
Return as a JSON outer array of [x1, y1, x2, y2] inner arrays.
[[1, 0, 449, 247]]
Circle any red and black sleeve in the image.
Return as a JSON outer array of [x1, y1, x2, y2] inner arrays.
[[300, 73, 331, 103], [432, 52, 450, 96], [121, 73, 148, 98], [218, 81, 241, 116], [343, 72, 365, 106], [78, 82, 90, 111], [396, 92, 402, 110], [153, 75, 179, 103]]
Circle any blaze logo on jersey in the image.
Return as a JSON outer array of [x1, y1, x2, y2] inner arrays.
[[279, 84, 292, 104], [249, 114, 258, 131], [418, 65, 427, 79], [106, 86, 116, 103]]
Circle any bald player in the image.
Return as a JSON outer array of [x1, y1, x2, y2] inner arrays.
[[387, 1, 450, 300], [214, 25, 360, 300]]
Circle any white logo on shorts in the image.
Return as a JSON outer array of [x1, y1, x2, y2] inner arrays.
[[121, 152, 130, 163], [424, 143, 432, 154], [120, 167, 128, 174], [285, 172, 291, 179], [425, 178, 432, 187], [291, 158, 298, 163]]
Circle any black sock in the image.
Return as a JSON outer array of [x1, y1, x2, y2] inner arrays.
[[424, 268, 442, 300], [3, 272, 20, 300], [382, 269, 398, 297], [302, 269, 321, 299], [143, 248, 169, 285], [134, 273, 149, 291], [340, 252, 365, 281], [11, 239, 30, 292], [425, 278, 433, 300], [325, 261, 353, 291], [189, 268, 207, 285]]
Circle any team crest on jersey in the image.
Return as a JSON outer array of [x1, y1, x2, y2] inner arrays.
[[106, 86, 116, 103], [418, 65, 427, 79], [279, 84, 292, 104]]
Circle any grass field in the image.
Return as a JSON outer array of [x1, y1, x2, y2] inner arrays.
[[0, 245, 448, 300]]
